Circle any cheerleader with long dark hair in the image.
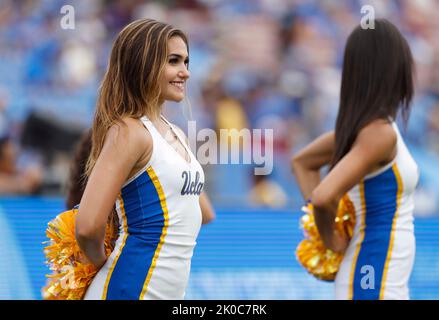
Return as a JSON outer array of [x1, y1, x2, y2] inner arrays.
[[292, 19, 418, 300]]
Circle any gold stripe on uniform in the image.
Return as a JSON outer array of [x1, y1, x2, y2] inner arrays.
[[348, 182, 366, 300], [139, 166, 169, 299], [101, 194, 129, 300], [379, 164, 403, 299]]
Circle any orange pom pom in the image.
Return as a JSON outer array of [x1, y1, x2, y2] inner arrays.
[[295, 195, 356, 281], [42, 209, 118, 300]]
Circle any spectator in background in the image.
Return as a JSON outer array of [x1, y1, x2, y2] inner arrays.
[[0, 85, 43, 195], [0, 136, 43, 195], [249, 173, 287, 208]]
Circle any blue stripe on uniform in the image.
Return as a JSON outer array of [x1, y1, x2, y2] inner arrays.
[[352, 167, 398, 300], [105, 170, 165, 300]]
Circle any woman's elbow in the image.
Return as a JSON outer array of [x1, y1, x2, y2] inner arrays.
[[202, 210, 216, 225], [75, 225, 92, 247], [311, 189, 335, 212], [75, 214, 98, 244], [290, 153, 303, 175]]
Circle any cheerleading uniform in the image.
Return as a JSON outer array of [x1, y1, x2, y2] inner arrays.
[[84, 115, 204, 300], [335, 122, 419, 300]]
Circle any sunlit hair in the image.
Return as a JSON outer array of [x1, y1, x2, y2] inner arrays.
[[86, 19, 189, 177], [331, 19, 414, 168]]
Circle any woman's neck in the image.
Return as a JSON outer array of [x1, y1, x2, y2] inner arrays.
[[145, 105, 163, 122]]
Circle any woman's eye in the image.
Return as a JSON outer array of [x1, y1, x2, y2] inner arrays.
[[169, 58, 178, 64]]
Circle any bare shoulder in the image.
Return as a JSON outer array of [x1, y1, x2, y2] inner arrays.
[[354, 119, 397, 162], [104, 117, 152, 161], [356, 119, 396, 146], [106, 117, 151, 143]]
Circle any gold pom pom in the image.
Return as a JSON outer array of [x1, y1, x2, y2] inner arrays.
[[295, 195, 356, 281], [42, 209, 118, 300]]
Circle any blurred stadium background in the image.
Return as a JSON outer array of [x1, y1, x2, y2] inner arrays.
[[0, 0, 438, 299]]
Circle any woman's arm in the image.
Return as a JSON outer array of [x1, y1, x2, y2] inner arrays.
[[311, 120, 397, 252], [76, 118, 151, 268], [199, 191, 215, 224], [291, 131, 335, 201]]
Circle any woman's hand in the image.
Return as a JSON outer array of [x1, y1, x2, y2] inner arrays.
[[329, 230, 349, 253], [77, 251, 106, 269]]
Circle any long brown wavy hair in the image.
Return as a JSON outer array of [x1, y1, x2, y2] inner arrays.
[[85, 19, 189, 177]]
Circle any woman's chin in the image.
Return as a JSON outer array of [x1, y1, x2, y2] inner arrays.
[[168, 95, 185, 103]]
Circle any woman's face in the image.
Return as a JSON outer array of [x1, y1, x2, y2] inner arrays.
[[159, 36, 190, 103]]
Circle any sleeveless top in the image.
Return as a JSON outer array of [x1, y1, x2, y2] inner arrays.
[[84, 115, 205, 300], [335, 122, 419, 300]]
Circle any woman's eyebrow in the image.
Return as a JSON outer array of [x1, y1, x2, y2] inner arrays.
[[168, 53, 188, 59]]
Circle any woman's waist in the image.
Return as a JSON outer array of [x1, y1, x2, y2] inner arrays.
[[118, 228, 198, 244], [352, 223, 415, 242], [353, 203, 415, 225], [119, 199, 202, 220]]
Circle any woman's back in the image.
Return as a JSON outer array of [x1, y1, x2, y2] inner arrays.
[[336, 122, 419, 300]]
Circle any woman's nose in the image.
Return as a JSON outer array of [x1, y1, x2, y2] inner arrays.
[[178, 68, 190, 79]]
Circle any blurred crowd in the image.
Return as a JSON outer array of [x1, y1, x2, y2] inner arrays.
[[0, 0, 438, 214]]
